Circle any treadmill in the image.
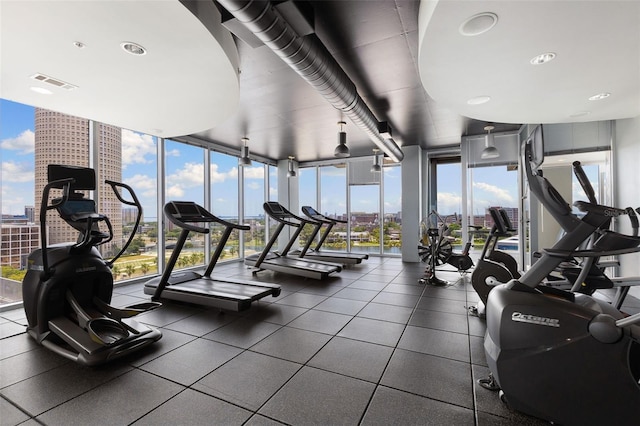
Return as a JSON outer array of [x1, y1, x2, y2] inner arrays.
[[244, 202, 342, 279], [144, 201, 280, 311], [298, 206, 368, 265]]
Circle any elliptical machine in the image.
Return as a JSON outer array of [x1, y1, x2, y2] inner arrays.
[[482, 125, 640, 425], [22, 165, 162, 366]]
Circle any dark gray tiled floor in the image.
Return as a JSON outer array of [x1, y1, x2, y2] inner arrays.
[[1, 258, 582, 425]]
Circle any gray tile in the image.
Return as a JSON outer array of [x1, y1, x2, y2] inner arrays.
[[357, 302, 413, 324], [468, 313, 487, 337], [333, 287, 379, 302], [136, 302, 203, 327], [0, 397, 30, 426], [194, 351, 300, 410], [1, 362, 132, 416], [348, 279, 389, 291], [287, 309, 352, 335], [37, 369, 183, 425], [416, 295, 469, 314], [243, 303, 308, 325], [313, 297, 367, 315], [362, 386, 474, 425], [409, 308, 469, 334], [371, 291, 420, 308], [0, 347, 68, 388], [163, 309, 238, 336], [274, 292, 327, 308], [130, 327, 197, 367], [381, 349, 473, 409], [133, 388, 252, 425], [140, 338, 242, 385], [204, 318, 281, 348], [258, 366, 375, 425], [0, 334, 39, 361], [337, 317, 405, 347], [470, 335, 487, 366], [398, 325, 470, 362], [250, 326, 331, 363], [383, 283, 424, 295], [423, 286, 469, 301], [244, 414, 288, 426], [0, 322, 25, 339], [297, 282, 346, 297], [308, 337, 393, 383]]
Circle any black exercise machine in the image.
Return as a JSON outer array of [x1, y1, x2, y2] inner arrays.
[[144, 201, 281, 311], [245, 202, 342, 280], [297, 205, 368, 265], [22, 165, 161, 366], [482, 125, 640, 424]]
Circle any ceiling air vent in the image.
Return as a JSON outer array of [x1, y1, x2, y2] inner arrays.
[[30, 73, 78, 91]]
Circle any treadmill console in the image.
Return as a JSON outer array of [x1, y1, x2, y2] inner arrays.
[[170, 201, 206, 220]]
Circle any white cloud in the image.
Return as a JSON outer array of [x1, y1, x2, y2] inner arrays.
[[247, 182, 260, 190], [472, 182, 515, 204], [1, 161, 34, 183], [121, 129, 155, 167], [1, 129, 34, 154], [437, 192, 463, 215], [124, 173, 156, 190], [166, 149, 181, 157], [167, 162, 205, 188], [243, 166, 265, 179], [269, 186, 277, 196], [166, 184, 184, 198], [211, 163, 237, 183]]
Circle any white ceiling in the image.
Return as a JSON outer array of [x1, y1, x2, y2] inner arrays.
[[418, 0, 640, 125], [0, 0, 240, 138]]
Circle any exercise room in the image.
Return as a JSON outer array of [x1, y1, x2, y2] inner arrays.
[[1, 1, 639, 425]]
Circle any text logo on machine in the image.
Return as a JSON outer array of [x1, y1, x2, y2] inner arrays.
[[511, 312, 560, 327]]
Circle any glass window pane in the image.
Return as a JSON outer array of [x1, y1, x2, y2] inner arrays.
[[244, 164, 265, 257], [165, 140, 205, 270], [383, 165, 402, 254], [298, 167, 317, 249], [210, 151, 239, 261], [350, 184, 379, 255], [320, 165, 347, 252]]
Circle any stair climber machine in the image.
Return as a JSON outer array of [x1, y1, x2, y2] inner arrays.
[[22, 165, 162, 367], [297, 206, 368, 265], [418, 210, 476, 286], [245, 202, 342, 280], [471, 162, 640, 318], [144, 201, 280, 310], [481, 125, 640, 425]]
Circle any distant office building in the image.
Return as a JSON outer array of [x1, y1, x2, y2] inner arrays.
[[24, 206, 35, 223], [1, 223, 41, 269], [34, 108, 122, 256]]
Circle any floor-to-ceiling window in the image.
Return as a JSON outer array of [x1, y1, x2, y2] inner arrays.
[[297, 166, 318, 250], [164, 139, 206, 271], [243, 162, 266, 257], [210, 151, 240, 261], [319, 164, 347, 252], [383, 164, 402, 254]]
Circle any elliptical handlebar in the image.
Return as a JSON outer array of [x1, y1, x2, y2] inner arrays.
[[105, 180, 144, 267], [572, 161, 598, 204], [39, 177, 75, 280]]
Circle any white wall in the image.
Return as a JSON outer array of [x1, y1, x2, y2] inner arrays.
[[614, 116, 640, 277]]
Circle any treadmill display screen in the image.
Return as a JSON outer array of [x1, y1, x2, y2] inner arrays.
[[172, 202, 202, 219]]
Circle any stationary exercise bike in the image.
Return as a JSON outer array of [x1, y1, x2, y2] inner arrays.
[[482, 125, 640, 425], [22, 165, 162, 366], [418, 210, 475, 285]]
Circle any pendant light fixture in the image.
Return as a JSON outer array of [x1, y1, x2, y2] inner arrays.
[[334, 121, 350, 158], [287, 156, 297, 178], [239, 137, 252, 166], [371, 148, 382, 173], [481, 125, 499, 160]]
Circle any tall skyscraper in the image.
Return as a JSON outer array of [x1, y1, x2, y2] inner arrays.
[[34, 108, 122, 256]]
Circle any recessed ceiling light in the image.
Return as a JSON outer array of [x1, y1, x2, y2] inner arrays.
[[530, 52, 556, 65], [569, 111, 591, 118], [121, 42, 147, 56], [30, 86, 53, 95], [467, 96, 491, 105], [73, 41, 86, 49], [588, 92, 610, 101], [459, 12, 498, 36]]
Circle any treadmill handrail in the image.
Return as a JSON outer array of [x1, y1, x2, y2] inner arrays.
[[301, 206, 347, 224], [263, 201, 316, 228], [164, 201, 251, 234]]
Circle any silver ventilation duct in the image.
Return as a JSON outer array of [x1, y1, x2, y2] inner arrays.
[[216, 0, 404, 162]]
